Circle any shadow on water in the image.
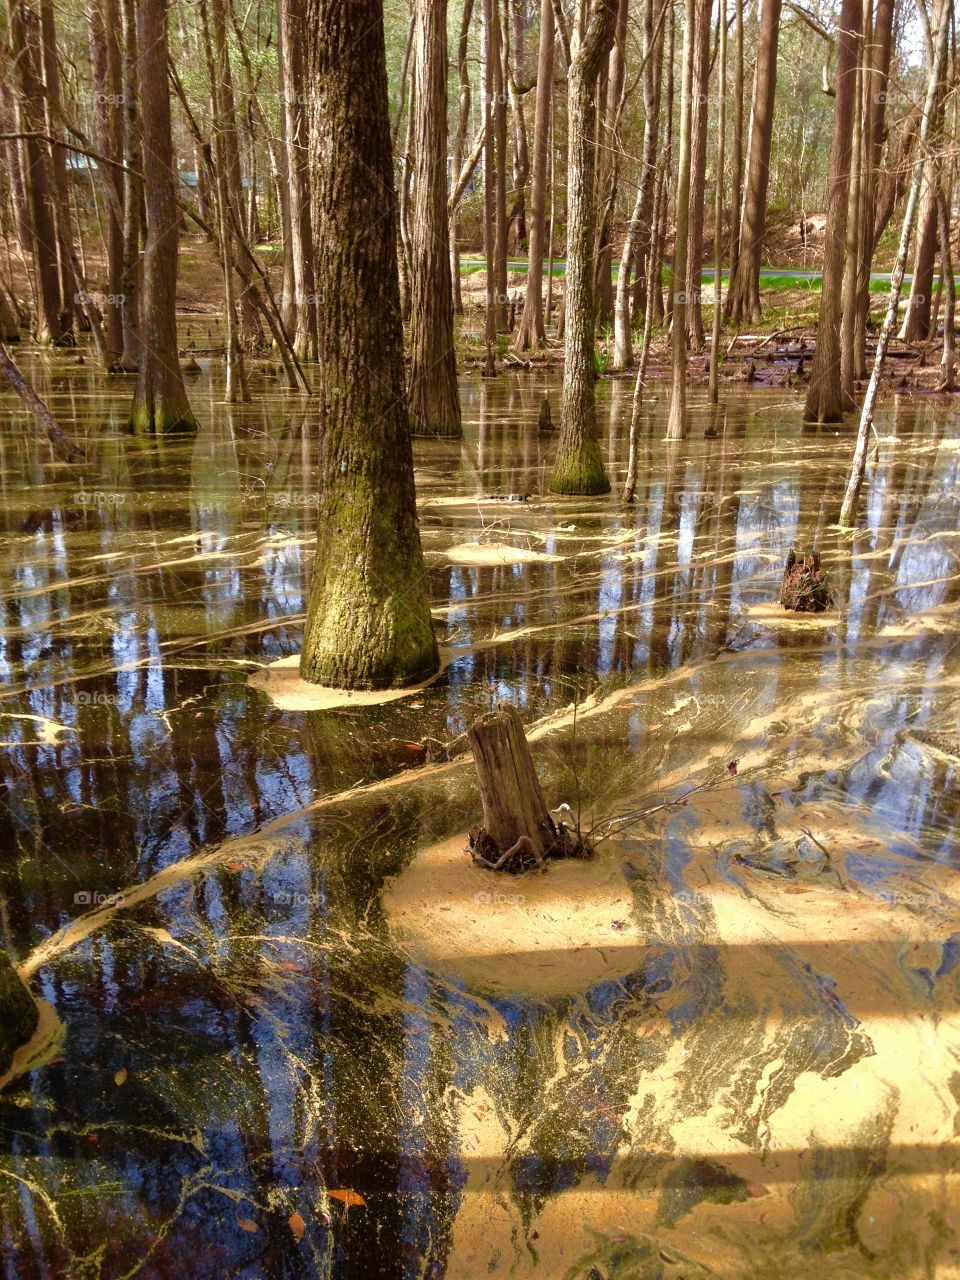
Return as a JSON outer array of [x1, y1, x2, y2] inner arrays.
[[1, 353, 960, 1275]]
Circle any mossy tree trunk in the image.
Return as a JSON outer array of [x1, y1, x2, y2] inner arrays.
[[802, 0, 862, 427], [408, 0, 462, 437], [724, 0, 782, 325], [128, 0, 198, 434], [549, 0, 617, 496], [298, 0, 439, 691], [0, 948, 37, 1080]]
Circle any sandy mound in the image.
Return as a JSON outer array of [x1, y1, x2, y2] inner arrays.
[[384, 834, 642, 996], [445, 541, 562, 566], [248, 648, 455, 711]]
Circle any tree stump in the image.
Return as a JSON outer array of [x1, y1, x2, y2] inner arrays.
[[779, 548, 833, 612], [0, 948, 37, 1080], [538, 393, 553, 433], [466, 704, 588, 872]]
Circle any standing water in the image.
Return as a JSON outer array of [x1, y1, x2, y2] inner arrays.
[[1, 352, 959, 1277]]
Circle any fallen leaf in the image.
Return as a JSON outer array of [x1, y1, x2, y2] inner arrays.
[[748, 1182, 769, 1198], [289, 1211, 306, 1241], [328, 1188, 366, 1208], [727, 760, 739, 776], [114, 1068, 128, 1086], [226, 861, 244, 872], [237, 1218, 259, 1234]]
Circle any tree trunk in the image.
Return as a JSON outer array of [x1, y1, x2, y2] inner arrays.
[[467, 704, 573, 869], [612, 0, 663, 370], [684, 0, 712, 347], [128, 0, 198, 433], [840, 0, 950, 525], [708, 0, 727, 403], [408, 0, 462, 437], [7, 0, 62, 343], [87, 0, 124, 356], [279, 0, 318, 361], [724, 0, 782, 323], [549, 0, 618, 494], [39, 0, 78, 332], [666, 0, 697, 441], [802, 0, 862, 426], [450, 0, 474, 316], [728, 0, 744, 282], [118, 0, 141, 370], [0, 947, 37, 1081], [515, 0, 554, 350], [299, 0, 439, 691]]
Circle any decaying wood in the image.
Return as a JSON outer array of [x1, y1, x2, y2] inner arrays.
[[778, 548, 833, 612], [0, 341, 82, 461], [466, 704, 589, 872]]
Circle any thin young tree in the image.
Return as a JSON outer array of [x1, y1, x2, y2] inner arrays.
[[515, 0, 554, 350], [128, 0, 198, 433], [802, 0, 863, 426], [298, 0, 439, 689], [408, 0, 462, 437], [666, 0, 697, 441], [548, 0, 618, 494], [840, 0, 950, 524], [709, 0, 727, 403], [279, 0, 317, 361]]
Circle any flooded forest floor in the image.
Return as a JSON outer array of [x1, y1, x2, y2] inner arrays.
[[0, 346, 959, 1279]]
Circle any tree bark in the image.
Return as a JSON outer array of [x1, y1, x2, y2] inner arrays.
[[118, 0, 141, 370], [666, 0, 697, 441], [549, 0, 618, 494], [408, 0, 462, 437], [724, 0, 782, 323], [684, 0, 712, 347], [467, 704, 558, 865], [839, 0, 950, 524], [802, 0, 862, 426], [515, 0, 554, 350], [279, 0, 317, 361], [7, 0, 62, 343], [299, 0, 439, 690], [87, 0, 124, 355], [128, 0, 198, 433]]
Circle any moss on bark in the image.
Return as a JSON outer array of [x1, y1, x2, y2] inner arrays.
[[299, 0, 439, 691], [549, 437, 612, 495], [0, 950, 37, 1079]]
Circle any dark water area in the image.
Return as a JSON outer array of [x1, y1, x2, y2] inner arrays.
[[1, 350, 959, 1277]]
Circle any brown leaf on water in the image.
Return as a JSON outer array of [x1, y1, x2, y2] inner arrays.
[[114, 1068, 128, 1086], [747, 1182, 770, 1198], [328, 1188, 366, 1208], [289, 1210, 306, 1241], [226, 861, 244, 872], [237, 1217, 259, 1234], [727, 760, 739, 776]]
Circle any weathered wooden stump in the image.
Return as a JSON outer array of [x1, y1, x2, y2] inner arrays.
[[0, 948, 37, 1080], [779, 548, 833, 613], [538, 394, 553, 433], [466, 704, 589, 872]]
